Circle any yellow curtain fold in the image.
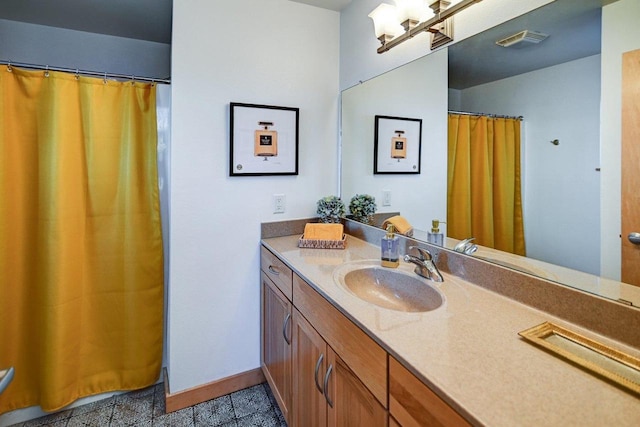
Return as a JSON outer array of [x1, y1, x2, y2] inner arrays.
[[447, 114, 525, 255], [0, 67, 163, 414]]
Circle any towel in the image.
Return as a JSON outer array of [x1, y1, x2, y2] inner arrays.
[[304, 223, 344, 241], [381, 215, 413, 237]]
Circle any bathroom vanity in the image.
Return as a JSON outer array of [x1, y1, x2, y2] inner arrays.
[[260, 222, 640, 426]]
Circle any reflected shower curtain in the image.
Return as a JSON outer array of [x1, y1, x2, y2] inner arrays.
[[447, 114, 525, 255], [0, 67, 163, 413]]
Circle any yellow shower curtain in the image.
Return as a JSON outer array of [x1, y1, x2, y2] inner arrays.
[[447, 114, 525, 255], [0, 67, 163, 413]]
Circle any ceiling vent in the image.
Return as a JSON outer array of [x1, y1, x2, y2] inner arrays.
[[496, 30, 549, 48]]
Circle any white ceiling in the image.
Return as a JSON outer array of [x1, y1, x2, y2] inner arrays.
[[448, 0, 604, 89]]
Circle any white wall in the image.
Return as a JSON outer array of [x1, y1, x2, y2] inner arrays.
[[0, 19, 170, 79], [458, 55, 601, 275], [169, 0, 340, 393], [600, 0, 640, 280], [339, 0, 554, 90], [342, 50, 448, 233]]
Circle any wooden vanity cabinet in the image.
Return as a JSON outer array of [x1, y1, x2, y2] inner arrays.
[[389, 356, 470, 427], [261, 245, 469, 427], [326, 347, 388, 427], [291, 307, 328, 427], [260, 247, 294, 425], [291, 307, 387, 427], [261, 246, 293, 299], [292, 274, 388, 406], [261, 273, 292, 423], [292, 273, 387, 427]]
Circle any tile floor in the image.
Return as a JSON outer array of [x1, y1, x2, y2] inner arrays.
[[10, 382, 286, 427]]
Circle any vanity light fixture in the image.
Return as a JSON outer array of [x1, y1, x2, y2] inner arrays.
[[368, 3, 403, 45], [396, 0, 429, 31], [369, 0, 484, 53]]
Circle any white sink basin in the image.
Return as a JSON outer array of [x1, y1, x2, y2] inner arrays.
[[333, 262, 444, 312]]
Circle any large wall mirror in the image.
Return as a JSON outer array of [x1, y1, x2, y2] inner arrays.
[[340, 0, 640, 306]]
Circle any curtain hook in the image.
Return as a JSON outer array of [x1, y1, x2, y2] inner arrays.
[[75, 69, 80, 80], [44, 65, 50, 78], [131, 75, 135, 86], [6, 61, 12, 73], [103, 72, 107, 84]]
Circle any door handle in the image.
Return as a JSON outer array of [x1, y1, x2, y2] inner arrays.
[[314, 353, 324, 394], [282, 313, 291, 345], [323, 364, 334, 408], [268, 265, 280, 275], [629, 232, 640, 245]]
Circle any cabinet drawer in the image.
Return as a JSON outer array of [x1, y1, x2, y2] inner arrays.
[[293, 273, 388, 408], [389, 356, 470, 427], [261, 246, 293, 300]]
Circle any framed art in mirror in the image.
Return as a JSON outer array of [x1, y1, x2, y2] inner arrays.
[[230, 102, 299, 176], [374, 115, 422, 174]]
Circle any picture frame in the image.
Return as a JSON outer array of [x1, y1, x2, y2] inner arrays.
[[230, 102, 299, 176], [374, 115, 422, 174]]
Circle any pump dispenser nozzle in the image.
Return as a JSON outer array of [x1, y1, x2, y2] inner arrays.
[[386, 224, 396, 238], [427, 219, 444, 246]]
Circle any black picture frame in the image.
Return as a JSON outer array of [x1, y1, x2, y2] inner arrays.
[[230, 102, 299, 176], [374, 115, 422, 174]]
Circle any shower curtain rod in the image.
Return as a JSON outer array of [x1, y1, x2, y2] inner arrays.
[[448, 110, 523, 120], [1, 60, 170, 84]]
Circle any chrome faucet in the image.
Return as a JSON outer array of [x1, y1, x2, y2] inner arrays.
[[453, 237, 478, 255], [403, 246, 444, 282]]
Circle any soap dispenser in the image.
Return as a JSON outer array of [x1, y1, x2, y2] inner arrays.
[[427, 219, 444, 246], [381, 224, 399, 268]]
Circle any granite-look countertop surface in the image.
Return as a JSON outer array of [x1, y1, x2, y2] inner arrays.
[[262, 234, 640, 427]]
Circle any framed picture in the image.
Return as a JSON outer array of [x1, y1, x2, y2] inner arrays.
[[230, 102, 299, 176], [374, 115, 422, 174]]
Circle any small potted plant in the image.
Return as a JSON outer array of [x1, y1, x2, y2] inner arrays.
[[349, 194, 377, 224], [316, 196, 346, 223]]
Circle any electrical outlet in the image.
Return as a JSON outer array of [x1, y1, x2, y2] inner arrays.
[[382, 190, 392, 207], [273, 194, 286, 214]]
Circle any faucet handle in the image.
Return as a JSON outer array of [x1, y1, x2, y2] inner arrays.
[[408, 246, 433, 261], [454, 237, 475, 253]]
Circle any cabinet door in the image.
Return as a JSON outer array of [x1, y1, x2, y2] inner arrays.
[[326, 348, 387, 427], [261, 273, 292, 423], [292, 308, 327, 427]]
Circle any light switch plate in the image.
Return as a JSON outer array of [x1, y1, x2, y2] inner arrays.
[[382, 190, 391, 206], [273, 194, 286, 213]]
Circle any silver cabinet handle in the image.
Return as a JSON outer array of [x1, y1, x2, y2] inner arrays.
[[323, 364, 334, 408], [268, 265, 280, 275], [629, 232, 640, 245], [314, 353, 324, 394], [282, 313, 291, 346]]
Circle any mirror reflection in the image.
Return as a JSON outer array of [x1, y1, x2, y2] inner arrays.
[[340, 0, 640, 306]]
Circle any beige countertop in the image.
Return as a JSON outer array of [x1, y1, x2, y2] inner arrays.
[[262, 234, 640, 427]]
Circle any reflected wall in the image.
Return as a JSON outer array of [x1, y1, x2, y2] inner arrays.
[[451, 55, 602, 275], [341, 48, 448, 233]]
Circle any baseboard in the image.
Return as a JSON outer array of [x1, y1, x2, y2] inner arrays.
[[163, 367, 266, 413]]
